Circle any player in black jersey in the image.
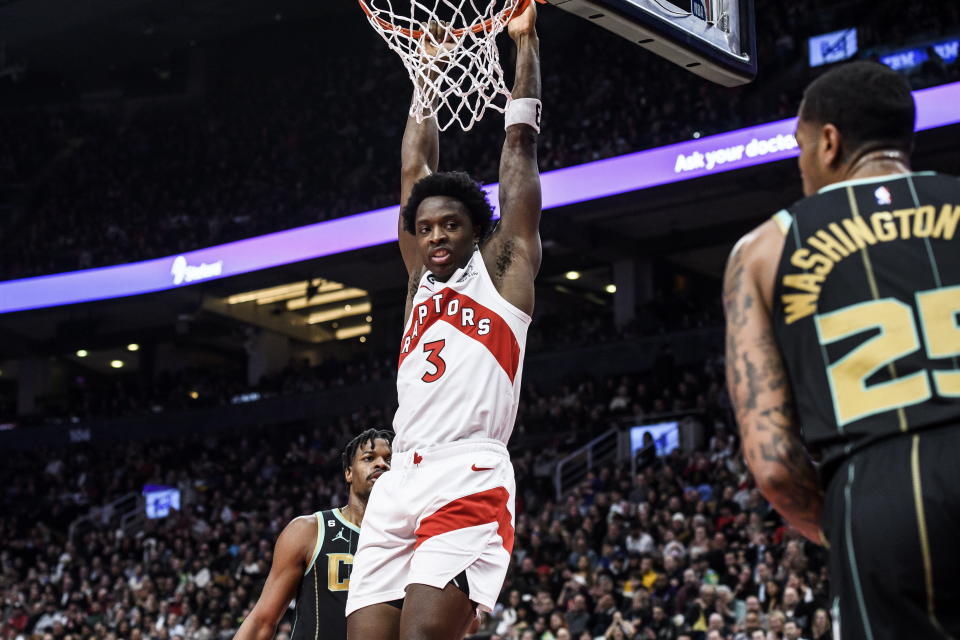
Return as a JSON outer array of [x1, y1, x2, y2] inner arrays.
[[724, 61, 960, 640], [233, 429, 392, 640]]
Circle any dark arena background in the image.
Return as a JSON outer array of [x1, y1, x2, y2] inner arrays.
[[1, 1, 959, 639]]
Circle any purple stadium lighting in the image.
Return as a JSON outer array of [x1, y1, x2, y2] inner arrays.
[[1, 82, 959, 314]]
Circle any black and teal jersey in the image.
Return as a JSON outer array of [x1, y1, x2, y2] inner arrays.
[[770, 171, 960, 480], [290, 508, 361, 640]]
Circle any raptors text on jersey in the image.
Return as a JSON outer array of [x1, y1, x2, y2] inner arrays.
[[393, 250, 531, 452]]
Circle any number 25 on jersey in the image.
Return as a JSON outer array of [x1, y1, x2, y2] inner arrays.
[[815, 285, 960, 427]]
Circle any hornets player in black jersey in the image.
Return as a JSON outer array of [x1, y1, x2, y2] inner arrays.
[[234, 429, 392, 640], [724, 61, 960, 640]]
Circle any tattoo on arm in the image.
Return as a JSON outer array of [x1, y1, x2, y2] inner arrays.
[[722, 249, 751, 330], [757, 402, 794, 431], [408, 274, 419, 301], [406, 270, 422, 315], [495, 238, 516, 283], [741, 352, 761, 411], [724, 241, 823, 541], [740, 357, 822, 532]]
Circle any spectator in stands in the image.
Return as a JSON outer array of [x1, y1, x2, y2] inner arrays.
[[809, 608, 831, 640], [1, 334, 837, 640], [2, 0, 958, 279]]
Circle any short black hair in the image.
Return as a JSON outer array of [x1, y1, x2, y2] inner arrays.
[[800, 61, 915, 160], [401, 171, 494, 240], [341, 428, 393, 472]]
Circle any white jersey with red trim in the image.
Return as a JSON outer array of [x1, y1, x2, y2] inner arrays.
[[393, 249, 530, 452]]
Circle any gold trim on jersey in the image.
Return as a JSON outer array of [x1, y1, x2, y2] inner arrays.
[[314, 567, 320, 640], [910, 435, 948, 636]]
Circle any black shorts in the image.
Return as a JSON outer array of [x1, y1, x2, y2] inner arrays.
[[822, 425, 960, 640]]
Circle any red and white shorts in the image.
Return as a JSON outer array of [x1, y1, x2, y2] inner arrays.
[[345, 439, 515, 616]]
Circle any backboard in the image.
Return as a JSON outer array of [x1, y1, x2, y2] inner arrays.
[[545, 0, 757, 86]]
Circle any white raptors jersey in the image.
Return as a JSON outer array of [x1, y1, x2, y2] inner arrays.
[[393, 249, 530, 452]]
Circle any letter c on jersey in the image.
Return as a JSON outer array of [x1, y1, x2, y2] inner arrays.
[[327, 553, 353, 591]]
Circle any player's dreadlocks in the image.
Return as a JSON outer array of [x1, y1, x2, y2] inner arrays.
[[341, 428, 394, 471]]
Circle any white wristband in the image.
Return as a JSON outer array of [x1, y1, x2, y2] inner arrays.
[[504, 98, 542, 133]]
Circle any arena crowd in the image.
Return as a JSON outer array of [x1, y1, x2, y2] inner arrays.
[[2, 2, 958, 639], [0, 1, 958, 278], [1, 331, 832, 640]]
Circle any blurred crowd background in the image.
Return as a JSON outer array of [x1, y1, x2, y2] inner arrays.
[[2, 0, 959, 639], [4, 333, 833, 640], [1, 1, 958, 279]]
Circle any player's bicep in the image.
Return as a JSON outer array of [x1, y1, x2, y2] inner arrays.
[[731, 327, 798, 474], [398, 219, 421, 277], [399, 106, 438, 275], [399, 166, 430, 276], [401, 164, 431, 209], [724, 230, 823, 542], [247, 517, 314, 626], [723, 239, 800, 479], [496, 128, 542, 263]]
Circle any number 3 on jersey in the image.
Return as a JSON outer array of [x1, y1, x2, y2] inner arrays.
[[815, 285, 960, 427], [422, 339, 447, 383]]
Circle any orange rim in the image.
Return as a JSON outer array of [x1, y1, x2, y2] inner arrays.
[[357, 0, 535, 40]]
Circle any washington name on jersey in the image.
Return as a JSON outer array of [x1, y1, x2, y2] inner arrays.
[[393, 250, 530, 452], [771, 172, 960, 479], [778, 198, 959, 325]]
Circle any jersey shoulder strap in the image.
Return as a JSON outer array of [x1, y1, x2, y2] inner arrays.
[[305, 511, 325, 575]]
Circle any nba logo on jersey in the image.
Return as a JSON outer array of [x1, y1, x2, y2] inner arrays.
[[456, 263, 478, 283], [874, 185, 892, 205]]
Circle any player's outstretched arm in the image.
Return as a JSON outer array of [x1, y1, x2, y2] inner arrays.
[[399, 23, 448, 277], [486, 2, 542, 314], [399, 109, 439, 276], [723, 224, 824, 545], [233, 516, 315, 640]]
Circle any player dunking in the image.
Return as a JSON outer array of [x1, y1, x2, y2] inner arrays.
[[234, 429, 392, 640], [724, 61, 960, 639], [346, 5, 541, 640]]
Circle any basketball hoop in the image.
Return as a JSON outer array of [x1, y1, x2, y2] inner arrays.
[[358, 0, 535, 131]]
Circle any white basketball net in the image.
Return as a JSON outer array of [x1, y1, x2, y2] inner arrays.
[[359, 0, 528, 131]]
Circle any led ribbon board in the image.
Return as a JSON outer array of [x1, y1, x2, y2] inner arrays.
[[881, 37, 960, 71], [1, 82, 958, 314]]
